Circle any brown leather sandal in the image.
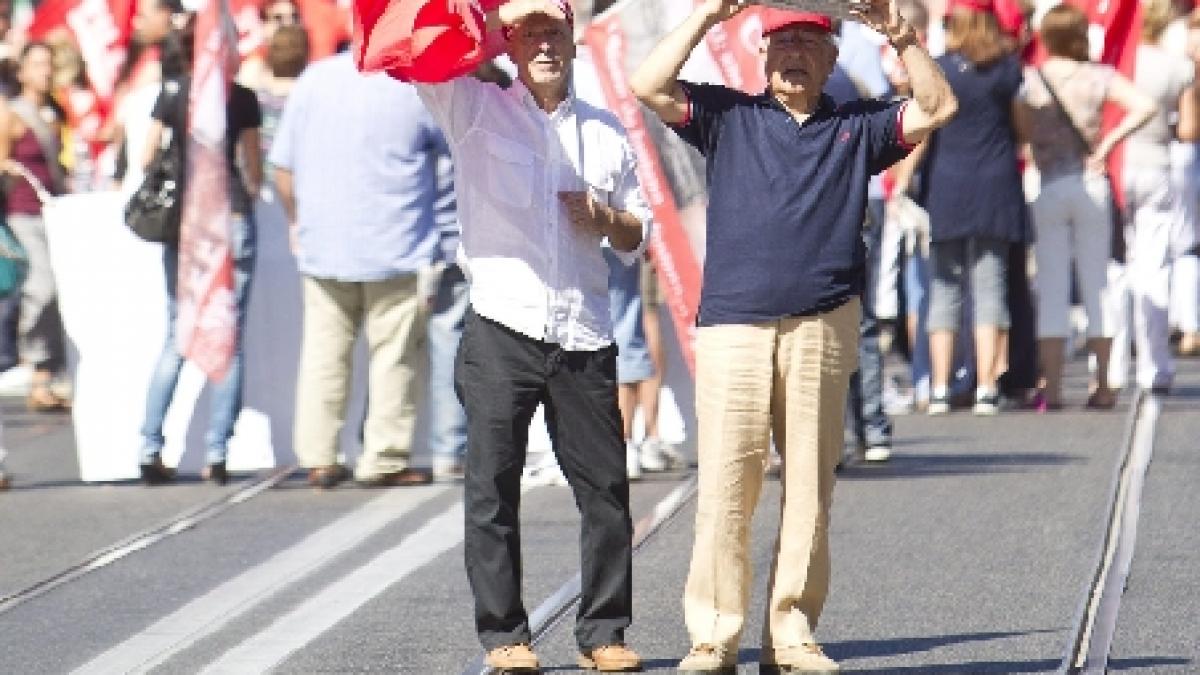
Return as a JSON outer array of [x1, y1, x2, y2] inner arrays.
[[27, 386, 70, 412]]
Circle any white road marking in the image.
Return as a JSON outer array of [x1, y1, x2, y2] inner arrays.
[[200, 501, 466, 674], [72, 485, 448, 675]]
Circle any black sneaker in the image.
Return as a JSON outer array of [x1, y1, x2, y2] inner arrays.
[[140, 457, 176, 486], [974, 392, 1000, 416], [203, 462, 229, 486]]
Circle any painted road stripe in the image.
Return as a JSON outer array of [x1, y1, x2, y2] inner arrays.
[[200, 501, 466, 674], [72, 485, 448, 675], [0, 467, 294, 616]]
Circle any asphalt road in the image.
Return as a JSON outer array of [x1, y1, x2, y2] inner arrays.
[[0, 359, 1196, 674]]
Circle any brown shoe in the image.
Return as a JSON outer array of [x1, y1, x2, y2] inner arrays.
[[1179, 332, 1200, 357], [484, 643, 539, 671], [578, 643, 642, 671], [356, 468, 433, 487], [27, 386, 69, 413], [0, 470, 10, 490], [307, 466, 349, 490], [761, 643, 840, 674]]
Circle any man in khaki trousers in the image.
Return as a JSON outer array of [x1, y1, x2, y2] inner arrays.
[[632, 0, 957, 671], [270, 51, 448, 488]]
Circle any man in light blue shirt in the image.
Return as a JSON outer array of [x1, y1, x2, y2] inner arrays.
[[270, 50, 448, 488]]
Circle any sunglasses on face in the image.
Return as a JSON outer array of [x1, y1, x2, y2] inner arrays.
[[267, 11, 298, 24]]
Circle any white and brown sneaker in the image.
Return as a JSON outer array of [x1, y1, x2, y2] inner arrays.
[[678, 644, 735, 673], [761, 643, 840, 674], [578, 643, 642, 671], [484, 643, 539, 672]]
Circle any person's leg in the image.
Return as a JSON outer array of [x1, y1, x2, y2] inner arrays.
[[140, 246, 185, 466], [605, 248, 653, 476], [1126, 170, 1177, 390], [762, 299, 860, 666], [858, 211, 892, 452], [682, 322, 775, 664], [927, 240, 965, 412], [0, 293, 20, 373], [1171, 254, 1200, 353], [638, 258, 666, 446], [1079, 175, 1120, 405], [456, 310, 547, 652], [358, 274, 427, 480], [542, 344, 634, 654], [970, 238, 1010, 405], [906, 249, 932, 408], [1104, 260, 1133, 391], [1036, 177, 1080, 405], [428, 264, 470, 476], [1132, 262, 1174, 390], [8, 215, 67, 408], [637, 258, 685, 470], [204, 215, 256, 470], [293, 277, 361, 473]]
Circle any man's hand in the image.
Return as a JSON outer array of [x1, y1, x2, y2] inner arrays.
[[559, 191, 608, 237], [497, 0, 566, 27], [852, 0, 917, 49], [698, 0, 749, 24]]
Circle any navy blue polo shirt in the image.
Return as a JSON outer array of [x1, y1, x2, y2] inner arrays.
[[671, 81, 912, 326]]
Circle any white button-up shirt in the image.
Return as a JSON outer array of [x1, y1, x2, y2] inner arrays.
[[417, 76, 651, 351]]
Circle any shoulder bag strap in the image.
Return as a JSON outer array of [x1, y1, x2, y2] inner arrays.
[[1034, 67, 1095, 155]]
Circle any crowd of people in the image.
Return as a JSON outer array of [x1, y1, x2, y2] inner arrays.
[[0, 0, 1196, 668]]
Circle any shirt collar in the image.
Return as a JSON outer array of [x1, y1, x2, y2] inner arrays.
[[763, 90, 838, 120], [510, 76, 577, 120]]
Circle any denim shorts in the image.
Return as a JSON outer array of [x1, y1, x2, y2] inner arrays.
[[605, 248, 655, 384]]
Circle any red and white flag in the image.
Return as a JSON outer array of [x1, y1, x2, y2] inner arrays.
[[353, 0, 505, 82], [176, 0, 237, 381], [27, 0, 135, 105]]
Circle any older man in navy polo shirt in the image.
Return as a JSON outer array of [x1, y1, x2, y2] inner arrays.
[[632, 0, 957, 671]]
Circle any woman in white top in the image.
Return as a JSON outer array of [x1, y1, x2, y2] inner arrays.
[[1111, 0, 1200, 393], [1013, 3, 1155, 409]]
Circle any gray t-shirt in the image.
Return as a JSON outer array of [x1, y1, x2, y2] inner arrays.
[[1124, 44, 1195, 170], [1020, 59, 1113, 182]]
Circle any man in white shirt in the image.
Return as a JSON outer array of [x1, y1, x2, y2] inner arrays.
[[416, 1, 650, 671]]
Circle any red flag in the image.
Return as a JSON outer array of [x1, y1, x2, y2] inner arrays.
[[352, 0, 504, 81], [177, 0, 237, 381], [27, 0, 135, 104], [1069, 0, 1142, 203]]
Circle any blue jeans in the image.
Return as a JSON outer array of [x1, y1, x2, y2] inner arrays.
[[605, 248, 654, 385], [140, 215, 255, 465], [905, 247, 932, 400], [428, 263, 469, 461], [848, 201, 893, 448]]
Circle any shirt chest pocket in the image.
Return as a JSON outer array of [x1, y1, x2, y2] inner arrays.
[[484, 132, 536, 209]]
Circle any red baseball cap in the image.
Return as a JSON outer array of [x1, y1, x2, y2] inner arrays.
[[945, 0, 995, 14], [757, 8, 834, 36]]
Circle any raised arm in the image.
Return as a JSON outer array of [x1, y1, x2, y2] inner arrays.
[[629, 0, 746, 125], [1090, 72, 1156, 173], [1177, 80, 1200, 142], [484, 0, 567, 32], [854, 0, 956, 145]]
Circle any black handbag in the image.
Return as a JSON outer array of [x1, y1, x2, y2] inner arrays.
[[124, 130, 184, 244]]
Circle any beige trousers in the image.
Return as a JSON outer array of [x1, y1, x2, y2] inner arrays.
[[684, 298, 860, 660], [294, 275, 427, 479]]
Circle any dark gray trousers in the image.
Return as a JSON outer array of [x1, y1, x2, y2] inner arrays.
[[454, 309, 633, 651]]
